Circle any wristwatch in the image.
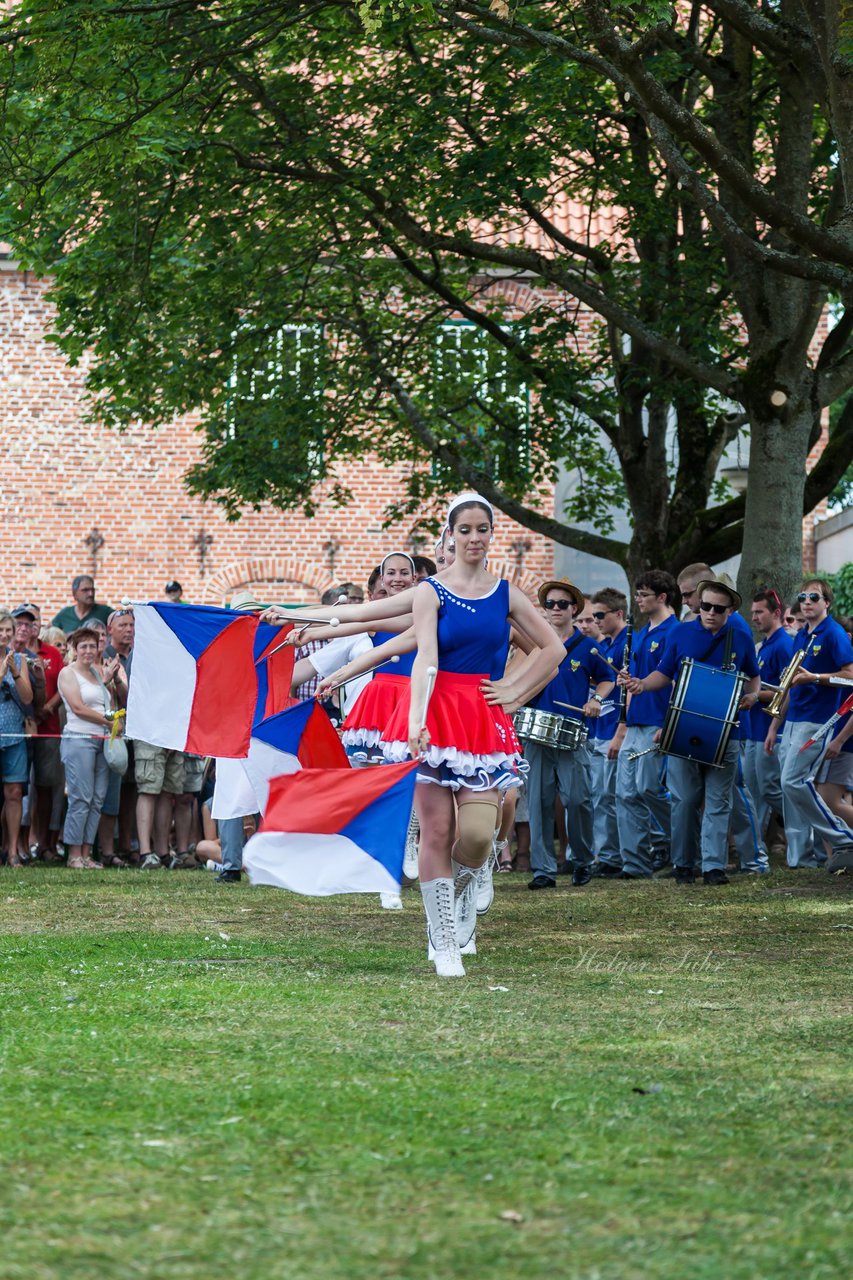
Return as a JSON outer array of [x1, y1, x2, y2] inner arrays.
[[591, 693, 604, 704]]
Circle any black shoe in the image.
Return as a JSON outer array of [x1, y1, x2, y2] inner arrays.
[[572, 865, 593, 887], [555, 860, 574, 876], [651, 848, 670, 873], [617, 870, 647, 880], [674, 866, 696, 885], [591, 861, 623, 878], [703, 869, 730, 886], [528, 874, 556, 890], [216, 869, 242, 883]]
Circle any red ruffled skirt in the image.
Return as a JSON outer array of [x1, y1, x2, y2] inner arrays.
[[381, 671, 525, 791], [341, 673, 409, 757]]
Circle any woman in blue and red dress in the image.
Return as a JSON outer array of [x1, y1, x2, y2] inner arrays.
[[381, 494, 564, 977]]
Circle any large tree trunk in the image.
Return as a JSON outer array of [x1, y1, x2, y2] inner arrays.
[[736, 402, 815, 603]]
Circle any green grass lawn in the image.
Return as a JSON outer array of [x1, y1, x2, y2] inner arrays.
[[0, 867, 850, 1280]]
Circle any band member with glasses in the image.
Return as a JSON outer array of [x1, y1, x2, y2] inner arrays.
[[622, 578, 760, 885], [614, 571, 680, 878], [768, 579, 853, 872], [741, 590, 795, 842], [588, 589, 630, 876], [522, 578, 614, 889]]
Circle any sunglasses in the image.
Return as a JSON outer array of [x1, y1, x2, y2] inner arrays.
[[699, 601, 729, 615], [591, 610, 613, 621], [797, 592, 823, 603], [543, 600, 571, 611]]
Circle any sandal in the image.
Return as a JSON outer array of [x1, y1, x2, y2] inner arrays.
[[102, 854, 129, 869], [7, 855, 26, 868], [495, 840, 513, 872]]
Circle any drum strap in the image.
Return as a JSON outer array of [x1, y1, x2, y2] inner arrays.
[[698, 625, 734, 670], [562, 631, 586, 665]]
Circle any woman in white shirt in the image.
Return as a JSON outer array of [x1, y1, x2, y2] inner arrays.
[[58, 628, 119, 869]]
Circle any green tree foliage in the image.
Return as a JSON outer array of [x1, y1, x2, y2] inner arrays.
[[1, 2, 852, 592]]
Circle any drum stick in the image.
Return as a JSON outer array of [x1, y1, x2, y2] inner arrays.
[[322, 655, 400, 697], [590, 647, 616, 668], [626, 745, 659, 761], [419, 665, 438, 732], [553, 699, 588, 714]]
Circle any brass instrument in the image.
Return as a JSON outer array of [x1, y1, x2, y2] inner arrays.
[[764, 649, 805, 717]]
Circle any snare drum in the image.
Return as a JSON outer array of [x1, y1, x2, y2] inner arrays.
[[659, 659, 746, 767], [513, 707, 588, 751]]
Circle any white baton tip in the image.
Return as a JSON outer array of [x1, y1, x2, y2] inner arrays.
[[329, 617, 340, 628], [390, 654, 400, 663], [121, 597, 132, 607], [426, 665, 438, 676]]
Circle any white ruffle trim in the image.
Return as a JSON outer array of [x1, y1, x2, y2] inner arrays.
[[382, 739, 527, 788], [341, 728, 384, 749]]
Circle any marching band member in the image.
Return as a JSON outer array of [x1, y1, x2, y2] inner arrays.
[[588, 589, 630, 877], [742, 589, 794, 839], [614, 571, 680, 879], [517, 578, 614, 890], [382, 494, 564, 977], [770, 578, 853, 871], [622, 577, 760, 885], [815, 708, 853, 842]]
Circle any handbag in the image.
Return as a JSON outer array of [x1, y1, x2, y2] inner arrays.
[[91, 667, 129, 775], [103, 734, 129, 776]]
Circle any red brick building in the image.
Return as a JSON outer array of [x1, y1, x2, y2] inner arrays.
[[0, 261, 556, 617]]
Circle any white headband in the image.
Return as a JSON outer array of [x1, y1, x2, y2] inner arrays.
[[379, 551, 416, 577], [445, 492, 495, 531]]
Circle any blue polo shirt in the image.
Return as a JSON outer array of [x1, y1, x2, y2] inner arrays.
[[590, 627, 629, 742], [625, 613, 680, 728], [742, 626, 795, 742], [657, 618, 760, 685], [530, 629, 614, 721], [787, 615, 853, 724]]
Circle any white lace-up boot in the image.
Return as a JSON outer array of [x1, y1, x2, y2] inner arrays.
[[420, 878, 465, 977], [451, 859, 479, 950], [402, 811, 420, 883], [475, 846, 495, 914], [379, 891, 403, 910]]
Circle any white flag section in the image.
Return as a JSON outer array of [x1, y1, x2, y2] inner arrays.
[[243, 761, 419, 898], [246, 832, 402, 897], [242, 738, 301, 813], [211, 757, 261, 821]]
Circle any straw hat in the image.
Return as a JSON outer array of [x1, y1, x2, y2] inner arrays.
[[537, 577, 585, 613]]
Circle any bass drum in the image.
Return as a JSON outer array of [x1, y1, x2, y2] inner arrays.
[[659, 658, 746, 767], [513, 707, 588, 751]]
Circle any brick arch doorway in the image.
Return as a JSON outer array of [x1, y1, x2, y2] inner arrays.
[[204, 555, 334, 606]]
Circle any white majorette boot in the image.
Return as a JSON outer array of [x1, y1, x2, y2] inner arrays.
[[428, 930, 477, 961], [475, 844, 495, 914], [380, 891, 403, 910], [451, 859, 479, 951], [421, 878, 465, 977], [402, 810, 419, 883]]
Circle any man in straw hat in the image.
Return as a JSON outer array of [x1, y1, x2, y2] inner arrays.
[[521, 578, 614, 889], [622, 576, 761, 885]]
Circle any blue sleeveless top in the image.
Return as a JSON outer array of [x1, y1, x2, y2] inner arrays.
[[426, 578, 511, 676], [371, 630, 415, 677]]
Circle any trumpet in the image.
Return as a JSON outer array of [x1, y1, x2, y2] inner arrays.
[[764, 649, 805, 717]]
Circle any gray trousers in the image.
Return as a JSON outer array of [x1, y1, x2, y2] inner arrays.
[[730, 752, 769, 870], [591, 739, 620, 867], [60, 734, 110, 846], [667, 741, 739, 873], [526, 739, 594, 875], [780, 721, 853, 864], [219, 816, 246, 872], [615, 725, 671, 877], [741, 738, 783, 836]]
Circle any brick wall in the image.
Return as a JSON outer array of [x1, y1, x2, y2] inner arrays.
[[0, 267, 556, 615]]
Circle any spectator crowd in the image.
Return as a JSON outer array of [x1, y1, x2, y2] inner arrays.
[[1, 564, 851, 880]]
